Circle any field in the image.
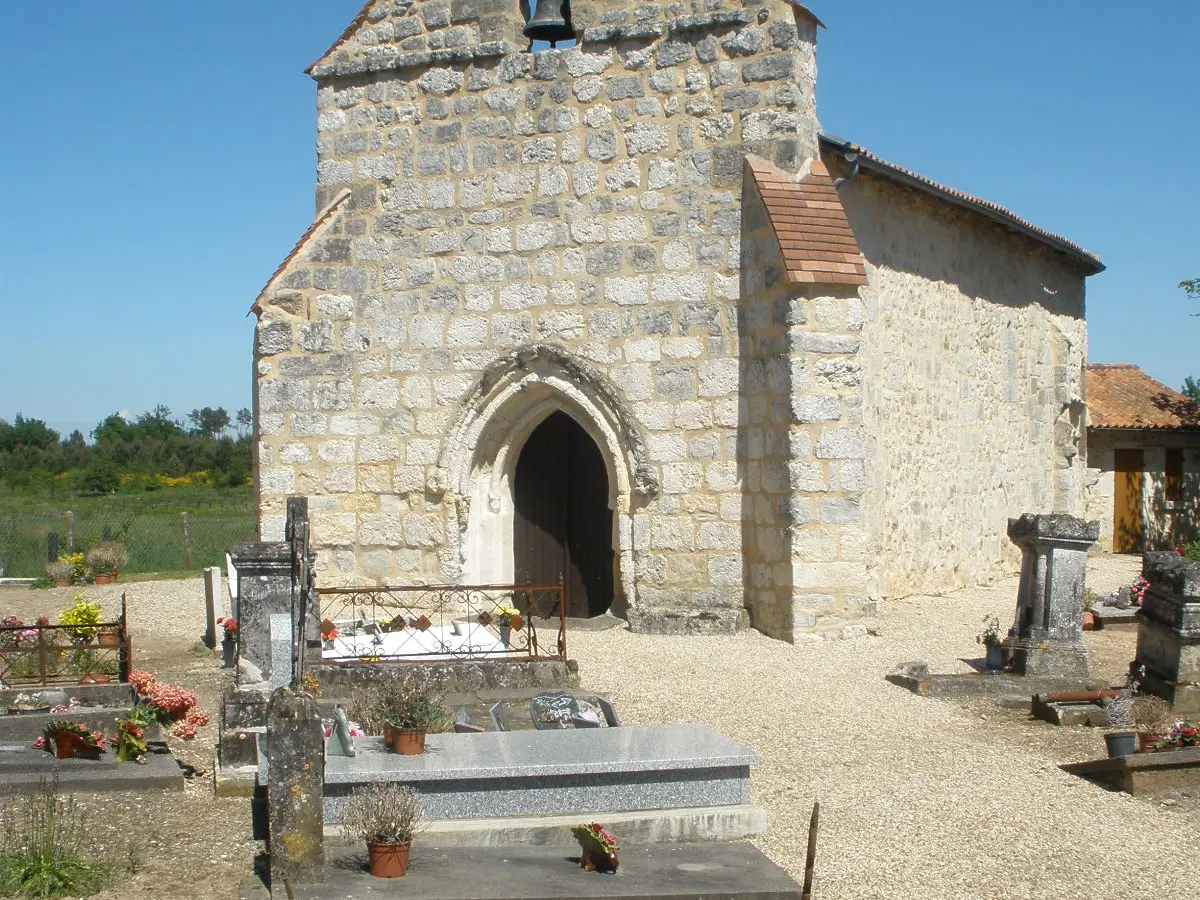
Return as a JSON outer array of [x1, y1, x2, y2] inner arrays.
[[0, 485, 255, 578]]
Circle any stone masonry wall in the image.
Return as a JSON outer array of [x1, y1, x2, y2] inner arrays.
[[253, 0, 825, 633], [828, 162, 1090, 598], [1085, 430, 1200, 553]]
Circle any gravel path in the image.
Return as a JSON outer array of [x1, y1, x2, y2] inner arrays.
[[3, 556, 1196, 899], [572, 552, 1200, 900]]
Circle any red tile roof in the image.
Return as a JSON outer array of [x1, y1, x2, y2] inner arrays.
[[819, 134, 1105, 274], [747, 156, 868, 287], [1087, 364, 1195, 430], [250, 191, 351, 316]]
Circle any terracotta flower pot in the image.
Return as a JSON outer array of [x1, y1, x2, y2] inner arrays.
[[366, 840, 410, 877], [53, 578, 69, 588], [1081, 610, 1096, 631], [93, 574, 116, 585], [390, 728, 427, 755]]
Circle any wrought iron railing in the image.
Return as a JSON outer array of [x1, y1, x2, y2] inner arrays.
[[314, 581, 566, 663], [0, 594, 131, 687]]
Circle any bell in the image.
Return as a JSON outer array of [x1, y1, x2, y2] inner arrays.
[[523, 0, 574, 46]]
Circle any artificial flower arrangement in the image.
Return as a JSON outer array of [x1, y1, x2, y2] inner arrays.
[[1129, 576, 1150, 607], [125, 669, 211, 741], [35, 719, 109, 758], [323, 719, 367, 739], [1155, 719, 1199, 749], [321, 619, 340, 648], [492, 605, 520, 627], [570, 823, 619, 873], [217, 616, 239, 642], [9, 691, 51, 712]]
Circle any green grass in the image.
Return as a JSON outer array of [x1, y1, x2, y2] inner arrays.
[[0, 780, 111, 898], [0, 485, 255, 578]]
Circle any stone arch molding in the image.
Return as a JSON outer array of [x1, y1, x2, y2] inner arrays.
[[432, 344, 657, 597], [433, 344, 660, 503]]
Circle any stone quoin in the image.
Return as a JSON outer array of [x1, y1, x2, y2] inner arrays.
[[250, 0, 1104, 641]]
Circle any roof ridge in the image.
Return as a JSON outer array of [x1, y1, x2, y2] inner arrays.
[[306, 0, 375, 77], [250, 190, 352, 315]]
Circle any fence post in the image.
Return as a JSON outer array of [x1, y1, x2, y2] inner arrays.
[[181, 512, 192, 570], [65, 511, 74, 553]]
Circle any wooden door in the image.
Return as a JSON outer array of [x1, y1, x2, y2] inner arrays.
[[1113, 449, 1144, 553], [513, 412, 614, 617]]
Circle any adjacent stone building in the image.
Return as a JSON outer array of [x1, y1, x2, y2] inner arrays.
[[1084, 364, 1200, 553], [250, 0, 1104, 640]]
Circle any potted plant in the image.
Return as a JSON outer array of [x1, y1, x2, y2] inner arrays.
[[58, 593, 103, 643], [1102, 690, 1138, 757], [1082, 589, 1098, 631], [490, 604, 522, 648], [975, 614, 1005, 672], [389, 692, 451, 755], [217, 616, 238, 668], [40, 720, 109, 760], [86, 541, 127, 584], [8, 691, 51, 715], [45, 560, 74, 587], [1131, 695, 1173, 751], [571, 823, 619, 873], [340, 783, 426, 878]]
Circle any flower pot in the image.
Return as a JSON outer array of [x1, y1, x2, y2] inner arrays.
[[1081, 610, 1096, 631], [98, 630, 120, 648], [221, 638, 237, 669], [383, 724, 395, 746], [1104, 731, 1137, 758], [390, 728, 427, 755], [78, 673, 111, 685], [984, 645, 1005, 673], [1137, 733, 1162, 753], [499, 624, 511, 648], [50, 731, 102, 760], [53, 578, 69, 588], [366, 840, 410, 878], [93, 574, 116, 585]]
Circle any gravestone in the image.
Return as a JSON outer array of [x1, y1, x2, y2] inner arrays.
[[1133, 552, 1200, 714], [228, 542, 293, 678], [203, 566, 221, 649], [326, 706, 357, 758], [266, 686, 324, 889], [1005, 513, 1098, 677], [268, 615, 293, 690]]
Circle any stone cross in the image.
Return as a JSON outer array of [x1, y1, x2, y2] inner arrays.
[[266, 686, 324, 889], [1006, 513, 1099, 677], [1133, 552, 1200, 714]]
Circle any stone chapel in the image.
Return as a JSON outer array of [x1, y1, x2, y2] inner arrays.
[[250, 0, 1105, 641]]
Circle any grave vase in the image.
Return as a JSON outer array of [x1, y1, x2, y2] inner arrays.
[[366, 840, 410, 878], [1104, 731, 1137, 758], [499, 624, 511, 648], [391, 728, 426, 755], [221, 637, 237, 668]]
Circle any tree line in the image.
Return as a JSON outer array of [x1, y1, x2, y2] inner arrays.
[[0, 405, 253, 495]]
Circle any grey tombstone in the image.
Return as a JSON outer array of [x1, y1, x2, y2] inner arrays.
[[1133, 552, 1200, 714], [265, 686, 324, 889], [489, 701, 509, 732], [326, 706, 357, 758], [203, 566, 221, 649], [268, 615, 293, 690], [1005, 513, 1099, 677], [228, 541, 293, 681]]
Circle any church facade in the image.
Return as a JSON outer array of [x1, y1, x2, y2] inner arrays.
[[250, 0, 1103, 640]]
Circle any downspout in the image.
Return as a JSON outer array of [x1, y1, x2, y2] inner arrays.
[[832, 151, 860, 188]]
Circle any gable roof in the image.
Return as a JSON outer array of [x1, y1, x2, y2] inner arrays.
[[250, 190, 351, 316], [747, 156, 868, 286], [819, 133, 1105, 275], [307, 1, 375, 76], [1086, 364, 1195, 430]]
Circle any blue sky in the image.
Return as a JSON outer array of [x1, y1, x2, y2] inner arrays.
[[0, 1, 1196, 438]]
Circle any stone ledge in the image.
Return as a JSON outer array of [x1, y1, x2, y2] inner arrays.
[[310, 41, 514, 79], [627, 607, 748, 635]]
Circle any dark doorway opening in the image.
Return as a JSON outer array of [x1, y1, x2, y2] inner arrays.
[[513, 411, 614, 617]]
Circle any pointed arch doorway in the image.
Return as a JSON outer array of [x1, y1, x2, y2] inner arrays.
[[513, 411, 614, 618]]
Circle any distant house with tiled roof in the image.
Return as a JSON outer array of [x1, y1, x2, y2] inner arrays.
[[250, 0, 1106, 641], [1085, 364, 1200, 553]]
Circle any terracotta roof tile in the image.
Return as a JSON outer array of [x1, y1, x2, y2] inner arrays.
[[748, 156, 868, 288], [1086, 364, 1195, 430], [250, 191, 352, 316], [819, 133, 1104, 274]]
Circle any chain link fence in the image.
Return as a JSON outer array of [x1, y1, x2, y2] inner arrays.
[[0, 504, 256, 578]]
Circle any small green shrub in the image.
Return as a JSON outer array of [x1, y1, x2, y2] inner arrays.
[[1182, 541, 1200, 563], [0, 778, 110, 897]]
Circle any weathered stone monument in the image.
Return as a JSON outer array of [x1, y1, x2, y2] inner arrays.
[[266, 687, 325, 890], [1133, 552, 1200, 714], [1005, 513, 1099, 677]]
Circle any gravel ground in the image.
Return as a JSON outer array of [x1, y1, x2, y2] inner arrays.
[[3, 556, 1198, 900]]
